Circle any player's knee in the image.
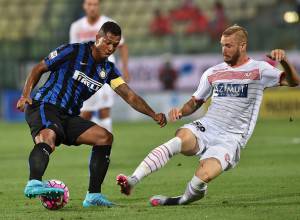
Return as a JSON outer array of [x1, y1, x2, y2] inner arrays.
[[95, 130, 113, 145], [35, 129, 56, 150], [105, 132, 113, 145], [175, 129, 198, 156]]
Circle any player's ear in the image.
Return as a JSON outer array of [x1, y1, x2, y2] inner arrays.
[[240, 42, 246, 51], [95, 34, 102, 47]]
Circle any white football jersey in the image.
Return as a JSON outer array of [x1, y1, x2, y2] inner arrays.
[[69, 15, 124, 63], [193, 59, 283, 147]]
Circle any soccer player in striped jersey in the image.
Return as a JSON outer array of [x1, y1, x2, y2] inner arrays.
[[16, 21, 167, 207], [117, 25, 300, 206], [69, 0, 130, 133]]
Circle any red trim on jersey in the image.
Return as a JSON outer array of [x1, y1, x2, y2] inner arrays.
[[208, 69, 260, 84]]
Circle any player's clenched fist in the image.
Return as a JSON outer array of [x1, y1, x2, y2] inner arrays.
[[168, 108, 182, 122], [153, 113, 167, 127], [16, 96, 32, 112], [267, 49, 286, 62]]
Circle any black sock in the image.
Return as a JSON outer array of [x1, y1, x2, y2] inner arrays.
[[28, 143, 52, 181], [165, 197, 181, 205], [88, 145, 112, 193]]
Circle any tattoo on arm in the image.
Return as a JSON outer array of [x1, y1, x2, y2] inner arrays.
[[180, 98, 204, 117]]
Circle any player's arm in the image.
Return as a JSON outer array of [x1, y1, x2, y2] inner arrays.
[[168, 97, 204, 122], [169, 67, 212, 122], [16, 60, 49, 112], [114, 83, 167, 127], [268, 49, 300, 87], [118, 43, 130, 82]]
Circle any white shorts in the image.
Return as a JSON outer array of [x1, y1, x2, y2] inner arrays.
[[81, 84, 114, 112], [182, 120, 241, 171]]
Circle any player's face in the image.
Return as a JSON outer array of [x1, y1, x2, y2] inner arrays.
[[220, 34, 242, 66], [95, 32, 121, 59], [83, 0, 99, 19]]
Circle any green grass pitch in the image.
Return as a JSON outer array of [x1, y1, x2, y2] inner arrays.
[[0, 119, 299, 220]]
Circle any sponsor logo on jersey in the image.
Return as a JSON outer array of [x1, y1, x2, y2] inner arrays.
[[213, 83, 248, 97], [224, 153, 230, 162], [73, 70, 103, 91]]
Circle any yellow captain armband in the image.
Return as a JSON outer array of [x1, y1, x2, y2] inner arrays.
[[110, 77, 125, 90]]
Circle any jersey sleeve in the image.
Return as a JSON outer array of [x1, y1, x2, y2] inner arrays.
[[106, 63, 125, 90], [44, 44, 75, 71], [260, 61, 283, 88], [192, 68, 213, 102]]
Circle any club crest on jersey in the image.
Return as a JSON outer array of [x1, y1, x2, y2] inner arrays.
[[99, 69, 107, 79], [213, 83, 248, 98], [224, 153, 230, 163]]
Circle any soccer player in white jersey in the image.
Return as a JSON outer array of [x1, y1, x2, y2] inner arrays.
[[116, 25, 300, 206], [69, 0, 130, 132]]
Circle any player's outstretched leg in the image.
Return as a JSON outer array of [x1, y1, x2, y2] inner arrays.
[[150, 147, 224, 206], [24, 179, 64, 199], [117, 137, 182, 195], [82, 192, 114, 207], [149, 175, 207, 206]]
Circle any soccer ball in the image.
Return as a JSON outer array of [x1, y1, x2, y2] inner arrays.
[[40, 179, 69, 210]]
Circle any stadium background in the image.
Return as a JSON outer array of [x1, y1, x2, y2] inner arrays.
[[0, 0, 300, 121], [0, 1, 300, 219]]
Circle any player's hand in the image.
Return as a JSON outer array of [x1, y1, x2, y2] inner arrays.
[[153, 113, 167, 127], [16, 96, 32, 112], [168, 108, 182, 122], [267, 49, 286, 62]]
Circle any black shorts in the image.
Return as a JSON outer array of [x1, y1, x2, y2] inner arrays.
[[25, 101, 95, 146]]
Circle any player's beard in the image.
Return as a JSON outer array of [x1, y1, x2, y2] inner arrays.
[[224, 49, 240, 66]]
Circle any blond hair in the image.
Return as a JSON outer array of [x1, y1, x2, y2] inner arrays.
[[222, 25, 248, 44]]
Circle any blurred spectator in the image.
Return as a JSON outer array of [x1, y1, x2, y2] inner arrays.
[[159, 60, 178, 90], [185, 8, 209, 34], [209, 1, 229, 39], [170, 0, 199, 21], [150, 9, 173, 36]]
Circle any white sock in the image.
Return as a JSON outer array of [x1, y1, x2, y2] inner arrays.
[[91, 117, 112, 133], [179, 175, 207, 205], [129, 137, 182, 185]]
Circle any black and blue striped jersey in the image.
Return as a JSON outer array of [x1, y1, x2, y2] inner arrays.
[[33, 42, 124, 115]]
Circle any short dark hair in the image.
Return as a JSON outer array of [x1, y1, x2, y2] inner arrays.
[[99, 21, 122, 36]]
